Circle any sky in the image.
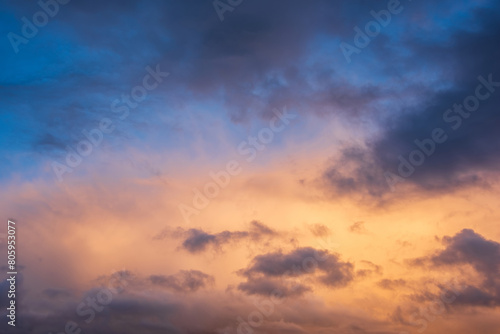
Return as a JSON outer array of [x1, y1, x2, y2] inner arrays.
[[1, 0, 500, 333]]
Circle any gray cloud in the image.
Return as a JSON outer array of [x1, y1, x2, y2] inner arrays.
[[431, 229, 500, 278], [241, 247, 354, 288], [174, 221, 277, 253], [321, 4, 500, 200], [412, 229, 500, 308], [149, 270, 215, 293], [0, 269, 396, 334]]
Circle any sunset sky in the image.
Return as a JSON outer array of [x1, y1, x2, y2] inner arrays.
[[1, 1, 500, 333]]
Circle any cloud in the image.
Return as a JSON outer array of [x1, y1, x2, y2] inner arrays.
[[411, 229, 500, 308], [431, 229, 500, 277], [1, 0, 461, 182], [181, 228, 234, 253], [4, 0, 500, 199], [318, 2, 500, 200], [173, 221, 278, 253], [237, 277, 311, 298], [453, 284, 500, 307], [2, 1, 500, 333], [240, 247, 354, 288], [0, 269, 394, 334], [149, 270, 215, 293]]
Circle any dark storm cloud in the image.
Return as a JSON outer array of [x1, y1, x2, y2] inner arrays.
[[321, 2, 500, 198], [181, 228, 231, 253], [411, 229, 500, 308], [322, 146, 391, 199], [149, 270, 214, 293], [453, 284, 500, 307], [173, 221, 277, 253], [1, 0, 411, 178], [431, 229, 500, 278], [3, 0, 500, 190], [241, 247, 354, 288]]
